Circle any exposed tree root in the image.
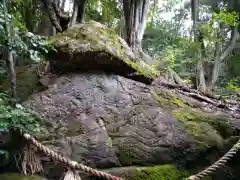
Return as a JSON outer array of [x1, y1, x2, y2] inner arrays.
[[152, 79, 240, 113]]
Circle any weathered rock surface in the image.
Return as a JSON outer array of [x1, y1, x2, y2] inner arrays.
[[22, 72, 240, 180], [23, 73, 192, 168]]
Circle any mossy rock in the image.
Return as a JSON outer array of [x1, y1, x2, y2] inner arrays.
[[152, 88, 186, 109], [0, 173, 44, 180], [0, 65, 44, 101], [171, 108, 233, 149], [122, 165, 190, 180], [48, 21, 160, 84]]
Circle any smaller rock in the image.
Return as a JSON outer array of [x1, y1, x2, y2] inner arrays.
[[48, 21, 159, 84]]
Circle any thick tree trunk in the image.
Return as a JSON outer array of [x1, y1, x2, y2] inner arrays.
[[70, 0, 88, 26], [60, 0, 66, 11], [40, 0, 70, 32], [34, 14, 56, 36], [119, 14, 126, 38], [69, 0, 79, 26], [122, 0, 152, 64], [196, 58, 206, 92], [191, 0, 207, 92], [209, 38, 221, 87], [197, 30, 207, 92], [123, 0, 150, 51], [76, 0, 88, 23]]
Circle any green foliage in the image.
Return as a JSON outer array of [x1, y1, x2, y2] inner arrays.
[[227, 78, 240, 89], [144, 1, 240, 90], [225, 77, 240, 93], [212, 8, 239, 26], [143, 0, 198, 79], [85, 0, 121, 28], [0, 93, 41, 135], [0, 3, 52, 62], [201, 8, 239, 46], [8, 0, 43, 32], [144, 21, 196, 78]]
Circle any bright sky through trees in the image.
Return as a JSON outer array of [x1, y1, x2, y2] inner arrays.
[[63, 0, 192, 36]]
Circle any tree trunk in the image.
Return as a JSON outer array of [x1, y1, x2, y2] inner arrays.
[[210, 26, 238, 88], [69, 0, 79, 26], [122, 0, 150, 51], [119, 14, 126, 38], [101, 0, 108, 23], [191, 0, 207, 92], [40, 0, 70, 32], [196, 58, 206, 92], [34, 14, 56, 36], [209, 38, 221, 88], [70, 0, 88, 26], [60, 0, 66, 11], [76, 0, 88, 23]]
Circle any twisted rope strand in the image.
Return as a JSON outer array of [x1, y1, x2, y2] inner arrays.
[[187, 138, 240, 180], [22, 133, 122, 180]]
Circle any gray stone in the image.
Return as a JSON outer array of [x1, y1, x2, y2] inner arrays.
[[23, 73, 192, 169]]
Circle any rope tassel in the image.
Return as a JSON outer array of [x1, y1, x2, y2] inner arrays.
[[62, 169, 81, 180], [21, 142, 43, 175]]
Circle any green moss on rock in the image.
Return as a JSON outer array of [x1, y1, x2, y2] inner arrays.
[[0, 65, 43, 101], [117, 148, 144, 165], [123, 165, 189, 180], [151, 88, 186, 109], [49, 21, 160, 81], [172, 108, 232, 149]]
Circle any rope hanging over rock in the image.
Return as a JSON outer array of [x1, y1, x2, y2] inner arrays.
[[21, 132, 122, 180], [13, 128, 240, 180], [187, 138, 240, 180]]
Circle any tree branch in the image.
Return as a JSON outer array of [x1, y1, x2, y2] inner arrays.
[[219, 26, 238, 62]]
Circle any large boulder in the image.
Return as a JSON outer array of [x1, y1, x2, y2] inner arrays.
[[23, 73, 190, 167], [21, 73, 240, 179]]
